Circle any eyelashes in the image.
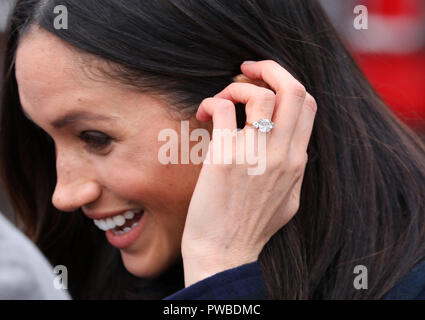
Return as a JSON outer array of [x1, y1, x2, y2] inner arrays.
[[78, 131, 113, 151]]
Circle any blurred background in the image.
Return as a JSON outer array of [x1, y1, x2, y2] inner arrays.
[[321, 0, 425, 133], [0, 0, 424, 219]]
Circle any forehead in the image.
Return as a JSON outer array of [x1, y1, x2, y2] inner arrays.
[[15, 28, 123, 117], [14, 26, 175, 128], [15, 27, 101, 99]]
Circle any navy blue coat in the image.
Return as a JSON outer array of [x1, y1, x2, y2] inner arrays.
[[164, 260, 425, 300]]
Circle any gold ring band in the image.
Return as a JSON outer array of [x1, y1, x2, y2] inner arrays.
[[245, 119, 274, 133]]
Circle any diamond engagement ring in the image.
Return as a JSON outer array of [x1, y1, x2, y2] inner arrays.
[[245, 119, 274, 133]]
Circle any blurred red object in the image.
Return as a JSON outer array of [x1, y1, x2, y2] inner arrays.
[[355, 51, 425, 130], [367, 0, 421, 16], [350, 0, 425, 130]]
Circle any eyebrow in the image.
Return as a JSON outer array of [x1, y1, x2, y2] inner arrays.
[[22, 108, 117, 129]]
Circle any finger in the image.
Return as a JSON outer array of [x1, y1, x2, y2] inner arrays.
[[291, 93, 317, 154], [232, 74, 273, 91], [214, 82, 276, 129], [241, 60, 306, 143], [196, 97, 237, 131]]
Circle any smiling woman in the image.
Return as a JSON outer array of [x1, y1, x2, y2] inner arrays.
[[14, 24, 208, 284], [1, 0, 425, 300]]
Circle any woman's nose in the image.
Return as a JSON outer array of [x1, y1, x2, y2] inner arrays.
[[51, 154, 101, 212], [52, 180, 101, 212]]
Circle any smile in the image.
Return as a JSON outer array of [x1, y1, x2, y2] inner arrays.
[[93, 209, 143, 235]]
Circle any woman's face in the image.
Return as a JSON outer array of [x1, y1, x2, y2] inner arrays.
[[15, 27, 212, 278]]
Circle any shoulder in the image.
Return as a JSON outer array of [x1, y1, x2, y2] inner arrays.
[[164, 261, 268, 300], [381, 259, 425, 300], [164, 257, 425, 300]]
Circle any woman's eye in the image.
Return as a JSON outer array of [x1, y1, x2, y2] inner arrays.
[[78, 131, 112, 151]]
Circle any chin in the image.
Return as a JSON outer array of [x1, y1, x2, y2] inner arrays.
[[120, 250, 175, 278]]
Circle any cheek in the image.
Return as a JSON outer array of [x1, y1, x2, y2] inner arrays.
[[94, 145, 202, 213]]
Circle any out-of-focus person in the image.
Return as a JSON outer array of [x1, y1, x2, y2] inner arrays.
[[0, 213, 70, 299]]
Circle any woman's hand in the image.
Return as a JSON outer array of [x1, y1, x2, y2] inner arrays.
[[181, 60, 317, 287]]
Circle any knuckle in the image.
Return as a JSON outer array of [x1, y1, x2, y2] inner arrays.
[[289, 200, 300, 216], [267, 154, 284, 171], [200, 97, 211, 105], [215, 99, 234, 113], [289, 83, 307, 99], [261, 89, 276, 102], [293, 163, 305, 176], [201, 97, 218, 107], [305, 94, 318, 113], [259, 89, 276, 109], [291, 153, 308, 174], [227, 82, 242, 91]]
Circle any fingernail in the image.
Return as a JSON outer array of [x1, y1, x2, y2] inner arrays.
[[242, 60, 256, 65]]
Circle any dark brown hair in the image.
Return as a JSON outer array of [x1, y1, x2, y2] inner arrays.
[[1, 0, 425, 299]]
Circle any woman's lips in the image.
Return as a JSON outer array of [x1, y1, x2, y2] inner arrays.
[[105, 211, 146, 249]]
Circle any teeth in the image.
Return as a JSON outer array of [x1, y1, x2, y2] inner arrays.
[[113, 215, 126, 227], [124, 210, 135, 220], [98, 220, 108, 231], [112, 223, 138, 236], [93, 209, 142, 231], [105, 218, 115, 229]]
